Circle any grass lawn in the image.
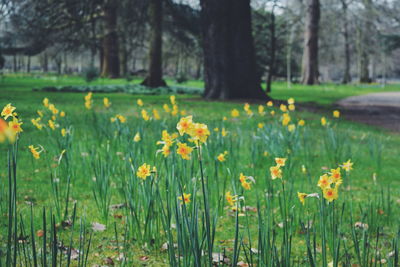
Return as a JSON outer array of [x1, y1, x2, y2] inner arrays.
[[0, 74, 399, 266]]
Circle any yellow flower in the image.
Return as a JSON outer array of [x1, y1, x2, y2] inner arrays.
[[239, 173, 246, 183], [37, 110, 43, 117], [60, 111, 65, 117], [217, 151, 228, 162], [85, 101, 92, 110], [288, 124, 296, 132], [161, 144, 171, 157], [171, 105, 179, 116], [103, 97, 111, 108], [275, 158, 286, 167], [9, 118, 23, 133], [223, 116, 227, 121], [231, 109, 240, 118], [317, 174, 332, 190], [116, 114, 127, 123], [61, 128, 67, 137], [270, 110, 275, 116], [298, 192, 308, 205], [323, 187, 338, 202], [298, 119, 305, 126], [31, 118, 43, 130], [225, 191, 237, 206], [178, 193, 191, 204], [341, 159, 353, 172], [266, 101, 273, 107], [28, 145, 41, 159], [177, 116, 194, 136], [49, 104, 59, 115], [221, 128, 228, 137], [280, 104, 288, 112], [160, 130, 177, 147], [190, 123, 210, 144], [288, 104, 295, 111], [288, 98, 295, 105], [330, 168, 342, 184], [282, 113, 291, 126], [180, 110, 187, 116], [241, 181, 251, 190], [258, 122, 264, 129], [137, 98, 144, 106], [163, 104, 170, 113], [84, 92, 92, 102], [1, 103, 16, 120], [170, 95, 176, 105], [214, 127, 219, 132], [136, 163, 151, 180], [141, 110, 150, 121], [321, 117, 327, 126], [176, 142, 193, 160], [263, 151, 269, 157], [258, 105, 265, 115], [270, 166, 282, 180], [134, 132, 141, 142], [333, 110, 340, 118], [43, 98, 49, 108], [48, 120, 56, 130], [153, 109, 161, 120]]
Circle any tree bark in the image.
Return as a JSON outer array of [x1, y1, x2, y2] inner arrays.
[[200, 0, 266, 99], [101, 0, 120, 78], [301, 0, 320, 85], [266, 10, 276, 93], [141, 0, 166, 87], [341, 0, 351, 84], [358, 0, 372, 83]]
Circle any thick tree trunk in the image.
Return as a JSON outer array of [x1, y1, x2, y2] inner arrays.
[[341, 0, 351, 84], [301, 0, 320, 85], [266, 10, 276, 93], [101, 0, 120, 78], [200, 0, 266, 99], [141, 0, 166, 87], [358, 0, 372, 83]]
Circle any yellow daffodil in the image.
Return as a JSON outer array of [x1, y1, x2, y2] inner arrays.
[[317, 174, 332, 190], [176, 142, 193, 160], [1, 103, 16, 120], [321, 117, 327, 126], [298, 192, 308, 205], [137, 98, 144, 106], [275, 158, 286, 167], [270, 166, 282, 180], [103, 97, 111, 108], [225, 191, 237, 206], [217, 151, 228, 162], [341, 159, 353, 172], [177, 116, 194, 136], [136, 163, 151, 180], [9, 118, 23, 133], [298, 119, 305, 126], [333, 110, 340, 118], [178, 193, 191, 204], [134, 132, 141, 142], [323, 187, 338, 202], [231, 109, 239, 118], [28, 145, 41, 159]]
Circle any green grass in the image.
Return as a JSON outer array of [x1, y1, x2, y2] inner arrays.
[[0, 75, 399, 266]]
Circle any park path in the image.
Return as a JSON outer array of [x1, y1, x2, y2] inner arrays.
[[336, 92, 400, 132]]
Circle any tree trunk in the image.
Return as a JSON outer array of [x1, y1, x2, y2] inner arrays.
[[341, 0, 351, 84], [266, 10, 276, 93], [26, 56, 31, 73], [100, 0, 120, 78], [200, 0, 266, 100], [358, 0, 372, 83], [141, 0, 166, 87], [301, 0, 320, 85]]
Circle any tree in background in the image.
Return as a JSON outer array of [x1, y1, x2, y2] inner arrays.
[[101, 0, 120, 78], [200, 0, 266, 99], [301, 0, 320, 85], [141, 0, 166, 87]]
